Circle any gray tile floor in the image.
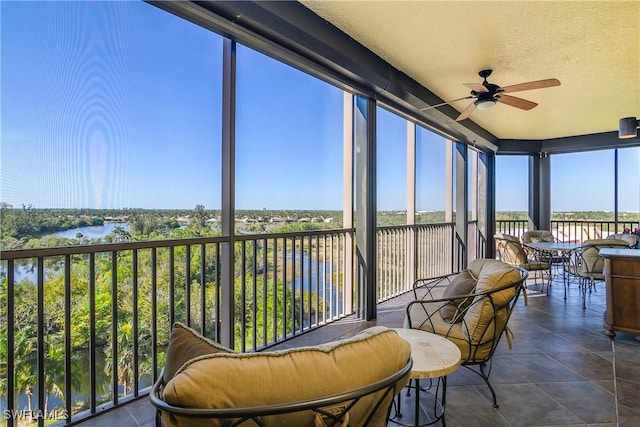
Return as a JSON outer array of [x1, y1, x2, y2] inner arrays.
[[75, 272, 640, 427]]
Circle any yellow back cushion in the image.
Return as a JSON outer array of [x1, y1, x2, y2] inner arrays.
[[464, 259, 521, 344], [163, 322, 234, 384], [162, 326, 411, 427]]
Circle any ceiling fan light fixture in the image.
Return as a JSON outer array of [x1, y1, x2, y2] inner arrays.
[[475, 99, 496, 110], [618, 116, 639, 139]]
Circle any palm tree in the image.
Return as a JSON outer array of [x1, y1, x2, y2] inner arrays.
[[104, 321, 150, 396], [43, 338, 66, 418]]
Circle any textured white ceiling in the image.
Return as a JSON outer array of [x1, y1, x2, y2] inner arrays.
[[301, 0, 640, 140]]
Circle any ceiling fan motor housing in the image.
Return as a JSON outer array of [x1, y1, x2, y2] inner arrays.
[[475, 96, 497, 110], [473, 82, 501, 109]]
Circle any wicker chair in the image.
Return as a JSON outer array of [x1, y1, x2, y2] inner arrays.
[[404, 259, 528, 408], [150, 323, 412, 427]]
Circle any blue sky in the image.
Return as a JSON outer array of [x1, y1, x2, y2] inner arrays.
[[2, 1, 223, 210], [1, 1, 348, 211], [2, 1, 638, 213], [497, 150, 640, 212]]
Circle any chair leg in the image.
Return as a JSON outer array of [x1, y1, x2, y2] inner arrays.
[[463, 363, 500, 408], [479, 363, 499, 408], [539, 268, 551, 295]]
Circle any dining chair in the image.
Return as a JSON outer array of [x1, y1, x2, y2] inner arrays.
[[494, 233, 551, 304], [521, 230, 565, 277], [565, 238, 630, 309], [607, 233, 638, 248]]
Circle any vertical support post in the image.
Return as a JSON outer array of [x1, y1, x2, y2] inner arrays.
[[529, 153, 551, 231], [7, 261, 14, 427], [480, 150, 488, 258], [445, 140, 454, 271], [614, 149, 619, 229], [343, 93, 354, 313], [111, 252, 118, 405], [406, 121, 416, 288], [354, 95, 376, 320], [468, 149, 478, 261], [445, 140, 453, 224], [485, 152, 496, 258], [220, 37, 236, 348], [455, 142, 468, 271], [37, 258, 44, 427]]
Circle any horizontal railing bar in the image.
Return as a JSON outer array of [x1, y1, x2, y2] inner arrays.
[[377, 222, 453, 232], [0, 228, 356, 260]]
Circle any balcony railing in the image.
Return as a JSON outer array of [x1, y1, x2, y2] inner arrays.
[[495, 219, 528, 237], [376, 223, 463, 301], [551, 219, 639, 243], [1, 222, 468, 426], [495, 219, 640, 242]]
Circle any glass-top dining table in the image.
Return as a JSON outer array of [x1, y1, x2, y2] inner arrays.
[[525, 241, 582, 253], [524, 241, 582, 297]]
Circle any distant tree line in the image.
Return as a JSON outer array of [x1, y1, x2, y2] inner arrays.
[[0, 204, 106, 250], [2, 204, 636, 252]]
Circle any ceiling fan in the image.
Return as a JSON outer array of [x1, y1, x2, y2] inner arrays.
[[422, 69, 561, 121]]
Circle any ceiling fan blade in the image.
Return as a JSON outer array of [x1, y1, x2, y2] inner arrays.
[[455, 102, 477, 121], [500, 78, 561, 93], [463, 83, 489, 93], [420, 96, 474, 111], [497, 94, 538, 110]]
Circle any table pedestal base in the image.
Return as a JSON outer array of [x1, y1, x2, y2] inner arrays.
[[389, 377, 448, 427]]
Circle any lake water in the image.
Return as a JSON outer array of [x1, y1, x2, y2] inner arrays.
[[0, 223, 130, 281], [55, 222, 129, 239]]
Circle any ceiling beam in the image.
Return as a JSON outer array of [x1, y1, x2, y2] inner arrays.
[[499, 131, 640, 155]]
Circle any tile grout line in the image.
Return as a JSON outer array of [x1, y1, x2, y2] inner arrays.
[[611, 339, 620, 426]]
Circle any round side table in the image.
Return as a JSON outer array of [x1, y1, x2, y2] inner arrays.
[[389, 328, 462, 427]]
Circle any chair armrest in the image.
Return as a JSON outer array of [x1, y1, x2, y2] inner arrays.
[[405, 287, 499, 334], [412, 273, 456, 299], [150, 360, 413, 423], [406, 268, 528, 329]]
